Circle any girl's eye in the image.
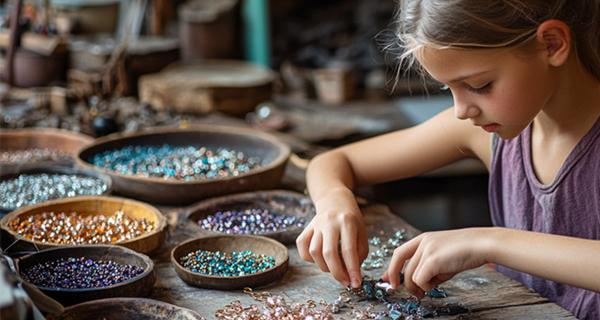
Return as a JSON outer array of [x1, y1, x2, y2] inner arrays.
[[440, 84, 450, 91], [465, 82, 493, 94]]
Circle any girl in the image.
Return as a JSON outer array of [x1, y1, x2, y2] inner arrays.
[[295, 1, 600, 318]]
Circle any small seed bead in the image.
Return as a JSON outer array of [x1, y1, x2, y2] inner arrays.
[[199, 208, 306, 234], [180, 249, 275, 277], [89, 144, 260, 181], [8, 211, 155, 245], [21, 257, 145, 289]]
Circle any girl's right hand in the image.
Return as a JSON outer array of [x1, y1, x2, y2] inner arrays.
[[296, 187, 369, 288]]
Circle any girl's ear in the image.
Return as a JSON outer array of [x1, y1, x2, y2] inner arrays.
[[536, 20, 571, 67]]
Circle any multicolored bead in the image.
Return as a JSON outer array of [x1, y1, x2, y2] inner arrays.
[[8, 211, 155, 244], [21, 257, 144, 289], [0, 174, 108, 209], [199, 208, 306, 234], [89, 144, 261, 181], [180, 249, 275, 277]]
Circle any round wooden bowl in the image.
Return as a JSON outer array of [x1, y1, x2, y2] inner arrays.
[[17, 245, 155, 306], [48, 297, 206, 320], [0, 165, 113, 214], [0, 128, 93, 173], [186, 190, 315, 244], [171, 235, 289, 290], [0, 196, 167, 254], [76, 126, 291, 205]]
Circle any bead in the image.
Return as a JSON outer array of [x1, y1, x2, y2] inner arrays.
[[0, 148, 71, 164], [89, 144, 260, 181], [8, 210, 155, 245], [180, 249, 275, 277], [21, 256, 144, 289], [0, 174, 108, 209], [199, 208, 306, 235]]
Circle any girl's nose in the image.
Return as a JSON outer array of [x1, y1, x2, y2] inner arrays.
[[453, 101, 481, 120]]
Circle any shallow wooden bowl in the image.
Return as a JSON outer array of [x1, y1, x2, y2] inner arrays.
[[48, 297, 206, 320], [0, 165, 113, 214], [171, 235, 289, 290], [0, 128, 93, 173], [186, 190, 315, 244], [17, 245, 155, 306], [76, 126, 291, 205], [0, 196, 167, 254]]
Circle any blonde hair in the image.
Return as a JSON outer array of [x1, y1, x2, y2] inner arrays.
[[394, 0, 600, 80]]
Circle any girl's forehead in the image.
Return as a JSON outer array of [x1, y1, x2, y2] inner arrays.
[[416, 46, 509, 82]]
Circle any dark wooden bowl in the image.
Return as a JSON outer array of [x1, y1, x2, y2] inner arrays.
[[0, 128, 93, 173], [0, 196, 167, 254], [76, 126, 291, 205], [48, 297, 206, 320], [186, 190, 315, 244], [16, 245, 155, 306], [171, 235, 288, 290], [0, 165, 113, 214]]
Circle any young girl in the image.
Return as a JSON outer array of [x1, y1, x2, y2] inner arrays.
[[295, 1, 600, 318]]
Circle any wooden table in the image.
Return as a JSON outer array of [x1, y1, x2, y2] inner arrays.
[[150, 197, 575, 319]]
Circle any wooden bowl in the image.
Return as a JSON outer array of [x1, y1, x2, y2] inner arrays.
[[0, 196, 167, 254], [0, 165, 113, 214], [17, 245, 155, 306], [0, 128, 93, 173], [171, 235, 288, 290], [48, 297, 206, 320], [186, 190, 315, 244], [76, 126, 291, 205]]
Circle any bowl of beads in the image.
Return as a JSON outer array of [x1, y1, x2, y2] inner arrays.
[[0, 196, 167, 254], [47, 297, 207, 320], [76, 126, 291, 205], [0, 165, 112, 214], [186, 190, 315, 244], [16, 245, 155, 305], [0, 128, 93, 174], [171, 235, 289, 290]]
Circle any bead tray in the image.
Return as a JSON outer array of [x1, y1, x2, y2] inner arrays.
[[186, 190, 315, 244], [0, 128, 93, 174], [0, 165, 113, 214], [76, 126, 291, 205], [0, 196, 167, 254], [47, 297, 206, 320], [16, 245, 155, 306], [171, 235, 289, 290]]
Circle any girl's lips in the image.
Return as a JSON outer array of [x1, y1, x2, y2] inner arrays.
[[481, 123, 500, 132]]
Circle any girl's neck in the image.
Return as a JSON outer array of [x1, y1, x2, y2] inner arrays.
[[534, 58, 600, 138]]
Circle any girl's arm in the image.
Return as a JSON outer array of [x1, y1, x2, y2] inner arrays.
[[297, 107, 491, 288], [383, 227, 600, 296]]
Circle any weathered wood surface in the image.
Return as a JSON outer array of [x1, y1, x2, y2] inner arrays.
[[148, 200, 575, 319]]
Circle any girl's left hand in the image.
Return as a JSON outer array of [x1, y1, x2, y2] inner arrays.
[[382, 227, 495, 298]]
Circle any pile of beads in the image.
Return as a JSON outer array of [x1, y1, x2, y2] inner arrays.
[[199, 208, 306, 234], [215, 287, 340, 320], [21, 257, 144, 289], [0, 148, 71, 164], [89, 144, 260, 181], [8, 211, 155, 244], [0, 174, 108, 209], [362, 229, 408, 270], [180, 249, 275, 277]]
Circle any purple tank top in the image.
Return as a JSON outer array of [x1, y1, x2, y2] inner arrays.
[[489, 120, 600, 319]]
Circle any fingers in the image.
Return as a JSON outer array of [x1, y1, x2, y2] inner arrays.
[[403, 247, 425, 298], [323, 228, 350, 286], [296, 227, 314, 262], [413, 256, 439, 292], [386, 236, 421, 290], [340, 222, 362, 288], [309, 232, 329, 272]]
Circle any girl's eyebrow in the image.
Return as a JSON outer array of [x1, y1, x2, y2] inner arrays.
[[448, 70, 489, 84]]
